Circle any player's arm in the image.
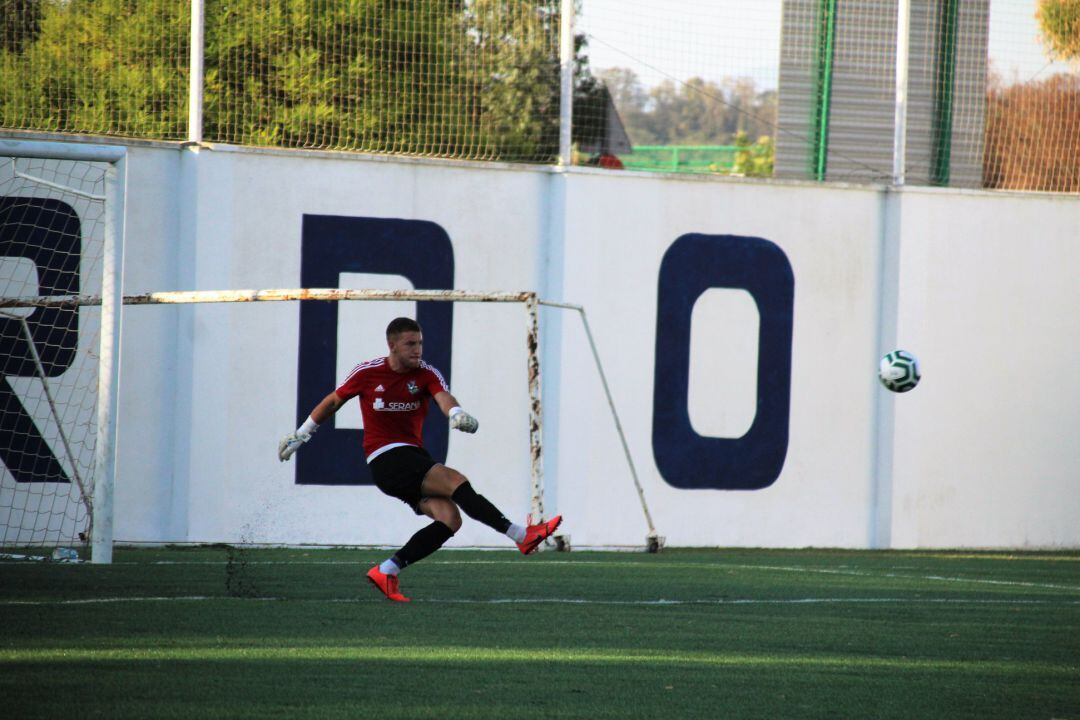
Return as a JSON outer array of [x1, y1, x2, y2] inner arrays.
[[278, 391, 346, 462], [434, 390, 478, 434], [309, 391, 346, 424]]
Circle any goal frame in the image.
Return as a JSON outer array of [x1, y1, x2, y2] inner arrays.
[[2, 285, 664, 555], [1, 138, 128, 564], [1, 286, 552, 556]]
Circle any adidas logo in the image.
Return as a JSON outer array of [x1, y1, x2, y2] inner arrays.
[[374, 385, 385, 392]]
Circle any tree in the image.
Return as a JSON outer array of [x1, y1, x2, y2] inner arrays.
[[1036, 0, 1080, 61], [201, 0, 484, 153], [0, 0, 189, 138], [595, 67, 657, 144], [984, 72, 1080, 192], [201, 0, 562, 157], [466, 0, 562, 161], [731, 131, 774, 178], [0, 0, 41, 53], [0, 0, 576, 162], [596, 67, 778, 148]]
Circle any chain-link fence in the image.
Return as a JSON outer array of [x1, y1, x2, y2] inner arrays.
[[1, 0, 1076, 190]]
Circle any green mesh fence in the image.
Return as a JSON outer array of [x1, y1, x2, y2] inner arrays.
[[0, 0, 1076, 189]]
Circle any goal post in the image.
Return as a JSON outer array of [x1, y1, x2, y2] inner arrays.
[[0, 139, 126, 564]]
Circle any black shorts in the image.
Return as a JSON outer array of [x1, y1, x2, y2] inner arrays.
[[369, 445, 438, 515]]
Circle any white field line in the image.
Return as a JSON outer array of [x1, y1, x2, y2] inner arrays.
[[6, 558, 1078, 593], [61, 558, 1080, 593], [415, 597, 1080, 606], [728, 563, 1080, 592], [3, 596, 1079, 608], [437, 560, 1080, 592], [0, 596, 282, 606]]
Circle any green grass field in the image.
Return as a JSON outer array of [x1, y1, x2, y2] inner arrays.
[[2, 546, 1078, 719]]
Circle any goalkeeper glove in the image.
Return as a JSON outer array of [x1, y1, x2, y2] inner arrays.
[[278, 432, 310, 462], [449, 407, 479, 434], [278, 417, 319, 461]]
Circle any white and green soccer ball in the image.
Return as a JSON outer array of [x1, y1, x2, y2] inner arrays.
[[878, 350, 921, 393]]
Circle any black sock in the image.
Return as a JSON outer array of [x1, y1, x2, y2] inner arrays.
[[451, 481, 512, 534], [391, 521, 455, 570]]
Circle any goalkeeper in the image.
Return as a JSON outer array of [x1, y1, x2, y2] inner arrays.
[[278, 317, 561, 602]]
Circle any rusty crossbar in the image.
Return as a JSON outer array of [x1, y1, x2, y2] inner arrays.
[[0, 288, 535, 308]]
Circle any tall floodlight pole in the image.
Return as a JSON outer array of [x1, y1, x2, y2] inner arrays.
[[559, 0, 574, 166], [188, 0, 205, 144], [892, 0, 911, 185]]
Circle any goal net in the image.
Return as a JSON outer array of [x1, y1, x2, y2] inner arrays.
[[0, 142, 124, 562]]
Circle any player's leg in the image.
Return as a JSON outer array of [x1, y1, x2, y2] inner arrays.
[[421, 464, 562, 554], [421, 464, 518, 535], [387, 498, 460, 570], [366, 447, 448, 601], [419, 496, 463, 532], [367, 499, 459, 602]]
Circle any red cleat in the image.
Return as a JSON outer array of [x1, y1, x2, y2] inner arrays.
[[366, 566, 410, 602], [517, 515, 563, 555]]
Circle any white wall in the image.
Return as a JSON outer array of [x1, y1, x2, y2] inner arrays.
[[552, 173, 889, 548], [15, 141, 1076, 549], [548, 175, 1080, 549], [116, 147, 548, 548], [888, 189, 1080, 547]]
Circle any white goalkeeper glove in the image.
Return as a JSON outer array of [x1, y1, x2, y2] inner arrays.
[[449, 406, 479, 434], [278, 417, 319, 462], [277, 432, 310, 462]]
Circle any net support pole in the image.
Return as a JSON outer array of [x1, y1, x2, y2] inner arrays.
[[930, 0, 959, 186], [812, 0, 838, 180], [540, 300, 659, 547], [870, 189, 901, 550], [893, 0, 911, 185], [91, 151, 127, 564], [188, 0, 205, 144], [558, 0, 574, 167]]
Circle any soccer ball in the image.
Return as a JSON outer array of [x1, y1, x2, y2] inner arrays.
[[878, 350, 921, 393]]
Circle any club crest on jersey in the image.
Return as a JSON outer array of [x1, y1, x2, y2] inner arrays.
[[407, 381, 420, 395]]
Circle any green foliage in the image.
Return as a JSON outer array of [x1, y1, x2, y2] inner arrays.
[[0, 0, 42, 53], [731, 131, 775, 177], [595, 67, 776, 176], [0, 0, 568, 161], [600, 68, 777, 149], [1037, 0, 1080, 61], [984, 73, 1080, 192], [0, 0, 189, 138], [467, 0, 561, 161]]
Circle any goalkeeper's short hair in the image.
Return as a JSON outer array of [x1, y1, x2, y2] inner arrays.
[[386, 317, 422, 340]]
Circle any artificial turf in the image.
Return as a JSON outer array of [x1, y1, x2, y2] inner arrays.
[[2, 546, 1078, 719]]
